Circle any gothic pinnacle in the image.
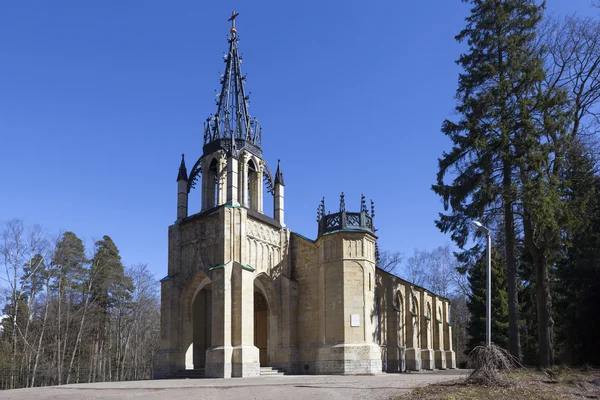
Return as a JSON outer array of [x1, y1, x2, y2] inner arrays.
[[177, 153, 188, 181], [275, 159, 285, 186]]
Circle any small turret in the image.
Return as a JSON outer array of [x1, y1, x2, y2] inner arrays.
[[316, 193, 376, 237], [274, 159, 285, 226], [177, 154, 189, 221]]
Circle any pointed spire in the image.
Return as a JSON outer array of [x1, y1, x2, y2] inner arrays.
[[177, 153, 188, 181], [339, 192, 346, 212], [203, 12, 262, 149], [275, 159, 285, 186]]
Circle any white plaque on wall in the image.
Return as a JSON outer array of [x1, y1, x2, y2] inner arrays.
[[350, 314, 360, 327]]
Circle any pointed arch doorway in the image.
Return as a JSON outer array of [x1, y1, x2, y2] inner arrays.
[[192, 283, 212, 370], [254, 290, 269, 365]]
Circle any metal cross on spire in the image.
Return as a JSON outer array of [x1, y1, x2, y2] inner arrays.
[[228, 11, 239, 36]]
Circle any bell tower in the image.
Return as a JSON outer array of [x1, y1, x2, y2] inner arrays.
[[181, 10, 276, 216], [156, 12, 290, 380]]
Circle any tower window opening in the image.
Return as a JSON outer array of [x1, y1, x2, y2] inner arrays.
[[208, 158, 219, 208], [247, 159, 258, 211]]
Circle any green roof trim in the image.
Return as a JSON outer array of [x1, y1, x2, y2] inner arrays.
[[242, 264, 255, 272], [209, 264, 226, 271], [159, 272, 178, 282], [291, 232, 315, 242]]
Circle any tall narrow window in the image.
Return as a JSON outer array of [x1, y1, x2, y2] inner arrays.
[[397, 292, 404, 347], [247, 159, 258, 210], [207, 159, 219, 208], [375, 287, 381, 345]]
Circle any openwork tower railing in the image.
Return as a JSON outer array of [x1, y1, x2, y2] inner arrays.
[[317, 193, 376, 237]]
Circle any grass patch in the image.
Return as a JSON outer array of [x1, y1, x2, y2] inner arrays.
[[395, 368, 600, 400]]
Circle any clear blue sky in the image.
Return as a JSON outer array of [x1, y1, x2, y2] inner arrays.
[[1, 1, 597, 281]]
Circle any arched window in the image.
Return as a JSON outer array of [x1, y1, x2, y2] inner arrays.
[[375, 287, 381, 345], [207, 158, 219, 208], [413, 296, 420, 346], [396, 291, 404, 347], [247, 159, 259, 210], [426, 303, 432, 348]]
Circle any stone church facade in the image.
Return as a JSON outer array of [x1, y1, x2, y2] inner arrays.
[[155, 16, 456, 379]]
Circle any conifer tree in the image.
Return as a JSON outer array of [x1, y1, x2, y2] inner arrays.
[[466, 248, 509, 352], [52, 231, 87, 384], [433, 0, 546, 361], [554, 146, 600, 365]]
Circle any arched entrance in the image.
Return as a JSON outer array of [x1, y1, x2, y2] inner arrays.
[[191, 283, 212, 370], [254, 290, 269, 365]]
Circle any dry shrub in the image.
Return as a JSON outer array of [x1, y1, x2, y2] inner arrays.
[[467, 344, 517, 386]]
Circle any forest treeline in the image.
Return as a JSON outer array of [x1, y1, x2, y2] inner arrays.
[[0, 220, 160, 389], [433, 1, 600, 367]]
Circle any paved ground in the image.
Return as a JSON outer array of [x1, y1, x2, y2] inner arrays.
[[0, 370, 468, 400]]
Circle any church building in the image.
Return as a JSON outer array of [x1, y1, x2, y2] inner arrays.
[[155, 14, 456, 379]]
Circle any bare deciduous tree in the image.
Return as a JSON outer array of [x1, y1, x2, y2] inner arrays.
[[538, 14, 600, 138], [378, 250, 403, 274]]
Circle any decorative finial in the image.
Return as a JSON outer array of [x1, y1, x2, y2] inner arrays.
[[371, 199, 377, 232], [370, 199, 375, 219], [340, 192, 346, 212], [228, 11, 240, 36], [275, 159, 285, 186], [321, 197, 326, 217], [361, 194, 367, 213], [177, 153, 188, 181]]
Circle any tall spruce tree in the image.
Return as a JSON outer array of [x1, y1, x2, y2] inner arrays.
[[467, 248, 509, 352], [433, 0, 546, 361], [517, 90, 572, 367], [554, 145, 600, 365], [91, 235, 132, 311]]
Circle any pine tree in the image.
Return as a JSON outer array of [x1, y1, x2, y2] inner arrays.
[[91, 236, 133, 311], [90, 236, 133, 381], [433, 0, 546, 361], [466, 248, 509, 352], [52, 231, 87, 384]]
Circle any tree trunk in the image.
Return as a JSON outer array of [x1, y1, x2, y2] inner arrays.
[[66, 293, 90, 384], [522, 203, 555, 368], [31, 278, 51, 387], [535, 253, 554, 367], [57, 281, 62, 385], [503, 161, 522, 361]]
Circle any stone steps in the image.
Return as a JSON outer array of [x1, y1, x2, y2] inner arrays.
[[260, 366, 285, 376], [171, 368, 205, 379], [171, 366, 284, 379]]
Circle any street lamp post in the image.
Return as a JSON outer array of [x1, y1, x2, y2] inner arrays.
[[472, 220, 491, 347]]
